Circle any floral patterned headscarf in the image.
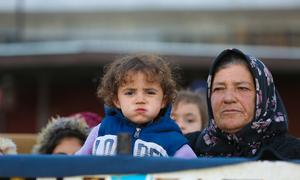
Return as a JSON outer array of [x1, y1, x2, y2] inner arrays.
[[196, 48, 288, 157]]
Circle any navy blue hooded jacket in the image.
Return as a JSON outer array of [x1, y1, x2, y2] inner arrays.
[[93, 105, 188, 157]]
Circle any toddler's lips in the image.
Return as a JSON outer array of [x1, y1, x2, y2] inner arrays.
[[136, 108, 146, 113]]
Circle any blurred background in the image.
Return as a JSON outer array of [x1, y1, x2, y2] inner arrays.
[[1, 0, 300, 136]]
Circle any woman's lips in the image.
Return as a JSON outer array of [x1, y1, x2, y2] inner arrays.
[[222, 109, 241, 114]]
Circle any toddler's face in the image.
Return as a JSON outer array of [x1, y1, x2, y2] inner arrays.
[[113, 72, 166, 124], [171, 102, 202, 134]]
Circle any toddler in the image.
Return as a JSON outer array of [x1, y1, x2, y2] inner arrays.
[[76, 54, 196, 158]]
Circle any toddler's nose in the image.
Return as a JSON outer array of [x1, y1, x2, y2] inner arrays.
[[136, 93, 145, 103]]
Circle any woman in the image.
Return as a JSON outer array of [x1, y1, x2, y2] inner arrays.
[[188, 48, 300, 159]]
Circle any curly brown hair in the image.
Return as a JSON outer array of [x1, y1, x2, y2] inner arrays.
[[97, 54, 177, 108]]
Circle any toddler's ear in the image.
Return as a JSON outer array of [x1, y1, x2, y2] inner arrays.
[[160, 96, 167, 109], [113, 98, 121, 109]]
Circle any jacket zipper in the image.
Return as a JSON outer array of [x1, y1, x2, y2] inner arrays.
[[134, 127, 141, 138]]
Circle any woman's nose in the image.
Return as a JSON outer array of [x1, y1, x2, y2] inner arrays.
[[223, 89, 236, 103]]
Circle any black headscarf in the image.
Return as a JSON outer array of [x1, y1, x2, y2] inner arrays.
[[194, 48, 288, 157]]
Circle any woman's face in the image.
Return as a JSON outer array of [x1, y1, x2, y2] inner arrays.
[[211, 64, 255, 134]]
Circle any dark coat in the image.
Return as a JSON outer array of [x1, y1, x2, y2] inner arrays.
[[186, 131, 300, 160]]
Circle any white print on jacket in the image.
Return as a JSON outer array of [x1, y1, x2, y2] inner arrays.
[[92, 135, 117, 156], [92, 135, 168, 157]]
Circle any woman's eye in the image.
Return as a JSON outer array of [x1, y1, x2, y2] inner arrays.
[[212, 87, 223, 92], [238, 87, 249, 91]]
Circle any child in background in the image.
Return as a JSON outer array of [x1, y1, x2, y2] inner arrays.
[[171, 90, 208, 134], [32, 115, 90, 155], [76, 54, 196, 158]]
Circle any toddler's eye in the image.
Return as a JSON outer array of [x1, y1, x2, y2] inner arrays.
[[124, 91, 134, 95], [148, 91, 156, 95], [146, 90, 157, 95]]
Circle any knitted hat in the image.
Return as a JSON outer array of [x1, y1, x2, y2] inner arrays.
[[70, 112, 102, 129], [33, 116, 89, 154]]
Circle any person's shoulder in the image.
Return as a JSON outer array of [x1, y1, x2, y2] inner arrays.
[[185, 131, 202, 141], [185, 131, 202, 152], [275, 134, 300, 146], [272, 134, 300, 159], [283, 134, 300, 148]]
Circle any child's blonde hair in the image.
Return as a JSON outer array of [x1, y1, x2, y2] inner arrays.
[[97, 54, 177, 108]]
